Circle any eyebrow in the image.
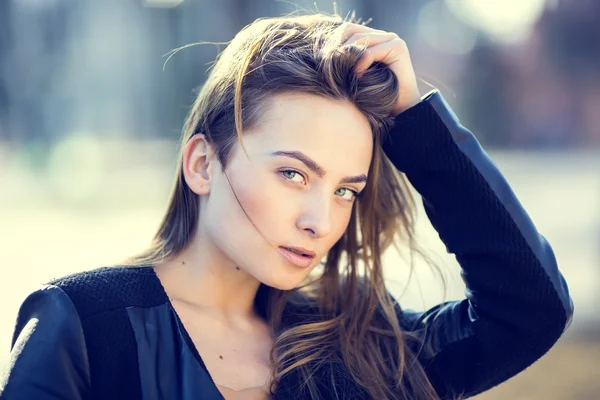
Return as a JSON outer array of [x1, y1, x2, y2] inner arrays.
[[270, 150, 368, 185]]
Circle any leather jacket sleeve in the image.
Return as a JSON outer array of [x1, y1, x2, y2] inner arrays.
[[383, 90, 574, 399], [0, 285, 91, 399]]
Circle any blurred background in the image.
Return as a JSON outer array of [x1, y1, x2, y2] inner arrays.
[[1, 0, 599, 398]]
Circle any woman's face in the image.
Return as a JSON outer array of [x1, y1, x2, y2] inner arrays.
[[200, 92, 374, 290]]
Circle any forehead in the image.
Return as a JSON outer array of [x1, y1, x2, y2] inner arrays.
[[244, 92, 374, 173]]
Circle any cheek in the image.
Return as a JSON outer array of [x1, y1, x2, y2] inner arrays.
[[211, 165, 292, 246], [231, 170, 284, 225], [328, 210, 353, 246]]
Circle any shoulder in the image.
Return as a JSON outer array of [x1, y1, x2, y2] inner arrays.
[[46, 265, 168, 319], [5, 267, 156, 397]]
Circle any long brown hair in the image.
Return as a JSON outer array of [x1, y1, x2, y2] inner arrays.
[[124, 12, 450, 400]]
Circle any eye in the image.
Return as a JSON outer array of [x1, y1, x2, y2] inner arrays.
[[335, 187, 359, 202], [280, 169, 360, 202], [280, 169, 306, 184]]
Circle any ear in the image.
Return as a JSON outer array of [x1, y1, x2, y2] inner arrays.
[[182, 134, 218, 195]]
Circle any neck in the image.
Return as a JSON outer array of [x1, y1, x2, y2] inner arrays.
[[153, 230, 262, 321]]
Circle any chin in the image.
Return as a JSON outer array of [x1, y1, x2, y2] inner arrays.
[[258, 272, 307, 291], [247, 253, 315, 291], [268, 281, 300, 291]]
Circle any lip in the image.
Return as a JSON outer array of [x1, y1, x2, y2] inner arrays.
[[278, 246, 315, 268], [282, 245, 316, 258]]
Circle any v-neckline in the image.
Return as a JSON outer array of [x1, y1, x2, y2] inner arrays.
[[146, 264, 279, 399], [146, 265, 227, 398]]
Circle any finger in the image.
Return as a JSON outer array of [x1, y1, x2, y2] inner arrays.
[[354, 39, 407, 75], [343, 31, 398, 48], [337, 22, 378, 42]]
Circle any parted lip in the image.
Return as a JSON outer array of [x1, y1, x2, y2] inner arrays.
[[280, 245, 316, 258]]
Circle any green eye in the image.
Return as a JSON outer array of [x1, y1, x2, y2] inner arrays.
[[280, 169, 359, 202], [280, 169, 305, 183], [335, 187, 359, 201]]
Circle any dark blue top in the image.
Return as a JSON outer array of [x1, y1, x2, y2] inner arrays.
[[0, 89, 574, 400]]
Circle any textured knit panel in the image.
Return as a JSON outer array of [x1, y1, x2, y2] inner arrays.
[[49, 266, 168, 315], [382, 90, 573, 399]]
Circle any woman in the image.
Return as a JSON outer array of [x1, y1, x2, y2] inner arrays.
[[0, 13, 573, 400]]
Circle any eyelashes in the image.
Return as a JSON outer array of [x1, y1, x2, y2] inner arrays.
[[278, 169, 360, 202], [280, 169, 304, 184]]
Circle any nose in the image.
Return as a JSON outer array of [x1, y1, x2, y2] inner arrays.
[[296, 195, 332, 239]]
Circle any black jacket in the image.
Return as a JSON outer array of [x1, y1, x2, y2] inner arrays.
[[0, 89, 574, 399]]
